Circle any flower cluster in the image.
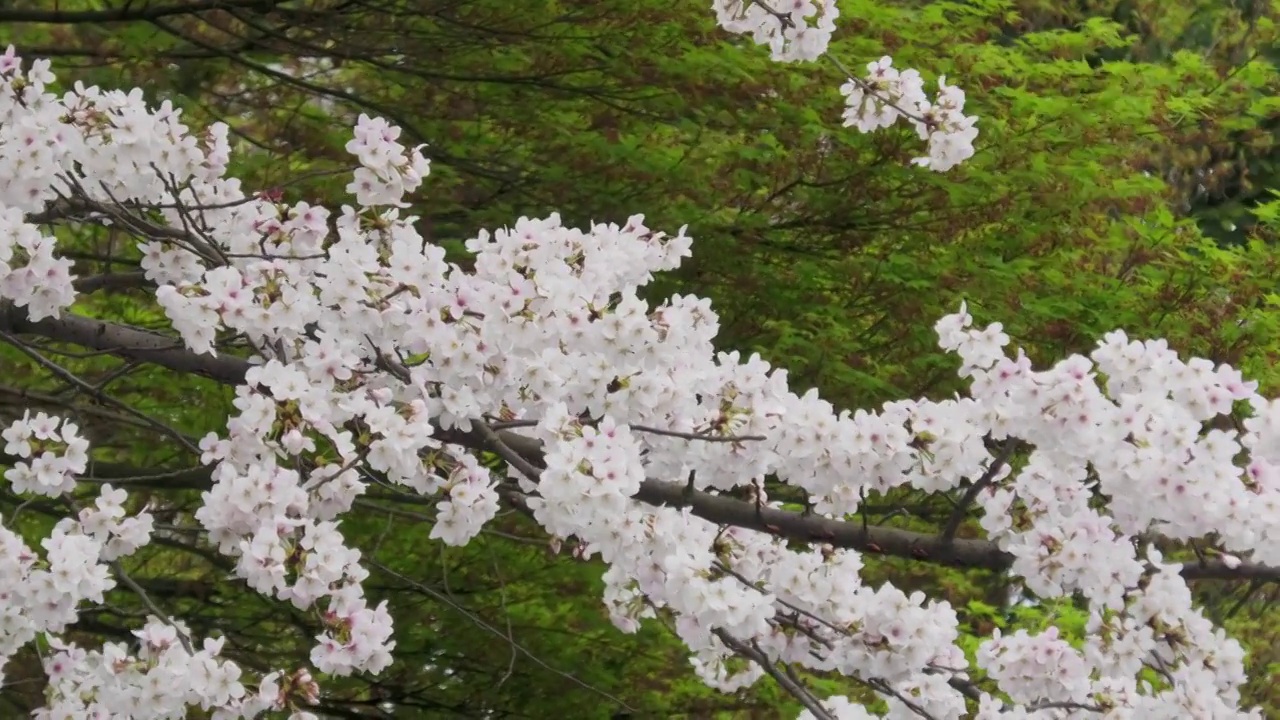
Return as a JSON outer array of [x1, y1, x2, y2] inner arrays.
[[0, 419, 154, 696], [430, 453, 501, 546], [311, 585, 395, 675], [0, 206, 75, 320], [712, 5, 979, 172], [0, 420, 321, 717], [77, 485, 154, 562], [3, 411, 88, 495], [712, 0, 840, 63], [343, 114, 430, 207], [41, 620, 322, 720], [976, 626, 1092, 706], [840, 57, 979, 171]]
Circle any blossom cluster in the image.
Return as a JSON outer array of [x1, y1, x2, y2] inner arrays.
[[41, 621, 322, 720], [840, 56, 979, 171], [0, 206, 76, 321], [0, 417, 152, 691], [712, 0, 840, 63], [0, 7, 1270, 719], [0, 419, 325, 717], [712, 4, 979, 171], [3, 410, 88, 496]]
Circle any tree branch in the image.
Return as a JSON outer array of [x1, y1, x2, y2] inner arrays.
[[0, 0, 284, 24], [0, 303, 251, 386], [3, 304, 1276, 586], [712, 629, 833, 720], [939, 438, 1017, 546]]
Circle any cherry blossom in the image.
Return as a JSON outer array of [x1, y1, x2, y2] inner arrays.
[[0, 3, 1269, 718]]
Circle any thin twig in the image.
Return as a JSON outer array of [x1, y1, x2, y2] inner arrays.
[[368, 559, 637, 713], [0, 331, 203, 456]]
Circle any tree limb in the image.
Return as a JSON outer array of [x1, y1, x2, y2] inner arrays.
[[0, 0, 285, 24], [0, 303, 252, 385], [3, 305, 1277, 586]]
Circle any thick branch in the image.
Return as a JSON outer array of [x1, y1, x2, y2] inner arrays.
[[637, 476, 1007, 568], [3, 306, 1276, 585], [0, 304, 250, 385], [416, 427, 1280, 585], [73, 272, 155, 294]]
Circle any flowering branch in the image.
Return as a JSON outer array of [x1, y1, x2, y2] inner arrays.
[[5, 284, 1278, 587], [0, 16, 1269, 716], [939, 437, 1018, 546], [713, 628, 836, 720]]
